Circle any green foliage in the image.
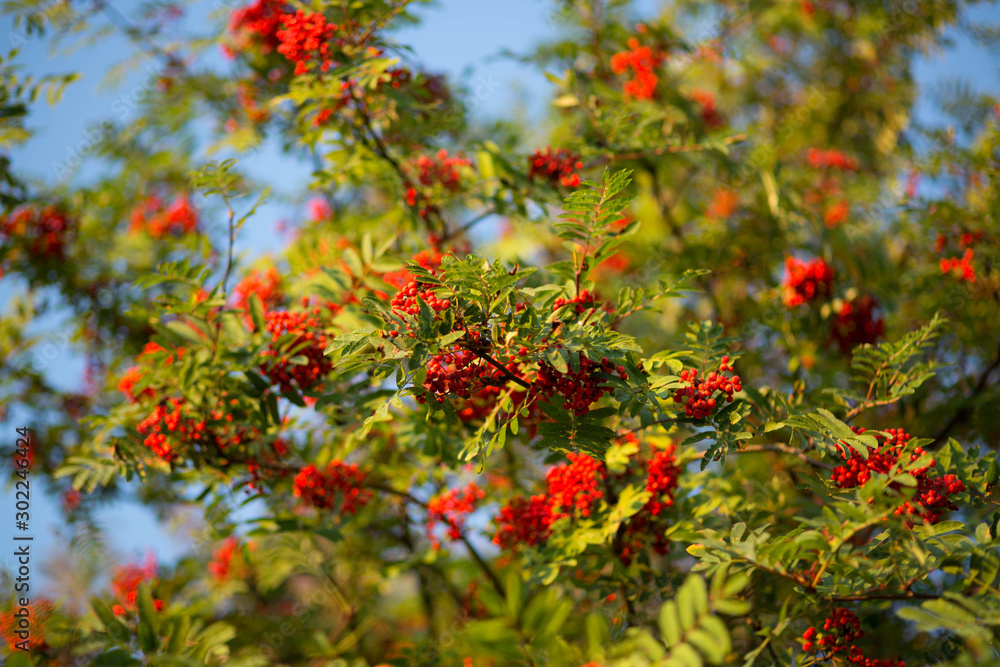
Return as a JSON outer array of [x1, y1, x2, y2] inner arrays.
[[2, 1, 1000, 666]]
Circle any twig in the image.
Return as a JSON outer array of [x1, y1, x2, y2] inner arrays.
[[459, 533, 505, 597], [626, 422, 833, 470], [369, 481, 505, 597], [440, 208, 497, 242], [932, 339, 1000, 447], [729, 443, 833, 471], [468, 347, 532, 390], [829, 591, 938, 602], [588, 133, 748, 167]]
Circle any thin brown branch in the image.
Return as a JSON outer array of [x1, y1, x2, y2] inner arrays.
[[829, 591, 938, 602], [732, 444, 833, 471], [458, 533, 505, 597], [440, 208, 497, 242], [587, 134, 748, 167], [468, 347, 532, 389], [932, 339, 1000, 447]]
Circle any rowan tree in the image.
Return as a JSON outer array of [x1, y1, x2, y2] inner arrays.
[[2, 1, 1000, 666]]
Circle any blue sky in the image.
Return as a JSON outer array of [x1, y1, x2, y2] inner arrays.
[[2, 0, 998, 591]]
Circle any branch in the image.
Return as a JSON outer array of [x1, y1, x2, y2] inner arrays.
[[348, 88, 407, 183], [626, 423, 833, 470], [440, 208, 497, 242], [844, 397, 898, 421], [588, 133, 748, 167], [367, 482, 426, 507], [369, 482, 505, 597], [459, 533, 505, 597], [731, 443, 833, 471], [468, 346, 532, 390], [932, 339, 1000, 447], [829, 591, 938, 602]]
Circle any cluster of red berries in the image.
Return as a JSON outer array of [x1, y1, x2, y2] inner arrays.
[[642, 447, 682, 518], [822, 199, 850, 228], [830, 295, 885, 354], [390, 280, 451, 319], [411, 150, 470, 189], [1, 599, 53, 652], [129, 195, 199, 238], [208, 537, 252, 581], [424, 348, 534, 422], [307, 197, 333, 222], [807, 148, 859, 171], [610, 38, 664, 100], [234, 266, 285, 318], [122, 343, 291, 484], [118, 367, 154, 404], [313, 106, 336, 127], [246, 438, 291, 494], [936, 230, 984, 253], [689, 89, 724, 129], [535, 355, 622, 416], [118, 342, 185, 404], [388, 279, 451, 338], [494, 453, 605, 550], [803, 148, 857, 227], [110, 555, 165, 616], [292, 461, 372, 514], [225, 0, 287, 56], [706, 188, 739, 221], [783, 256, 835, 307], [234, 80, 271, 125], [802, 607, 861, 653], [136, 396, 258, 462], [940, 248, 977, 283], [495, 440, 682, 561], [553, 290, 600, 316], [423, 345, 624, 419], [276, 10, 339, 75], [832, 427, 966, 525], [423, 347, 484, 402], [801, 608, 904, 667], [383, 247, 445, 289], [672, 357, 741, 419], [0, 205, 73, 261], [548, 452, 607, 520], [492, 494, 552, 550], [527, 147, 584, 188], [404, 150, 471, 218], [383, 249, 451, 337], [62, 488, 83, 513], [618, 442, 681, 562], [135, 398, 191, 461], [425, 482, 485, 550], [260, 306, 332, 393]]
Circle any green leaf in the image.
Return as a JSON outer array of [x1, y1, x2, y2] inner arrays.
[[166, 615, 191, 655], [138, 619, 158, 654], [91, 598, 129, 643], [660, 601, 682, 645], [137, 582, 159, 635], [248, 292, 266, 331]]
